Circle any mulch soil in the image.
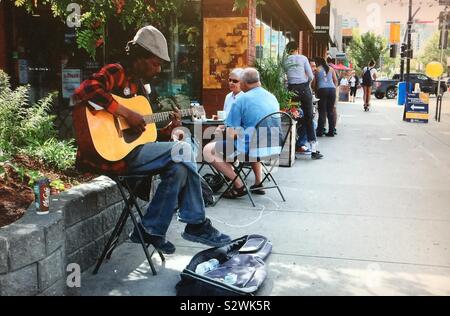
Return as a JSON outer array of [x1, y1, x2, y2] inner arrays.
[[0, 155, 96, 228]]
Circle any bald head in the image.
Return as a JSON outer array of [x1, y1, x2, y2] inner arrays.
[[240, 67, 261, 92]]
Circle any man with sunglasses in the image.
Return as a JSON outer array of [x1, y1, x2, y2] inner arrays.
[[72, 26, 231, 255]]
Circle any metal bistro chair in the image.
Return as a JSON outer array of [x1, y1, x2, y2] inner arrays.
[[93, 175, 165, 276], [215, 111, 294, 207]]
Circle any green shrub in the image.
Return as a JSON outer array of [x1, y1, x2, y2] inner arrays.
[[0, 70, 76, 172], [0, 78, 28, 154], [254, 56, 296, 110], [24, 138, 76, 172]]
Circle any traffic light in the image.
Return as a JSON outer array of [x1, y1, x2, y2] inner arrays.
[[390, 44, 398, 58], [400, 43, 407, 58], [400, 43, 413, 59]]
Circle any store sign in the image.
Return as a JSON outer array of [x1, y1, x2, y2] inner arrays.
[[405, 93, 429, 123], [62, 69, 81, 99], [314, 0, 330, 38]]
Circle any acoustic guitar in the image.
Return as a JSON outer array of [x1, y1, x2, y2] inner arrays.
[[72, 94, 205, 162]]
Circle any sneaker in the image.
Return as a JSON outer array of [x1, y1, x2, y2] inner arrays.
[[182, 218, 232, 247], [310, 141, 318, 153], [129, 225, 176, 254], [295, 146, 312, 159], [311, 152, 324, 160]]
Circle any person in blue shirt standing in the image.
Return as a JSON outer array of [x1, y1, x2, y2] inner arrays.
[[203, 68, 279, 198], [285, 42, 323, 160]]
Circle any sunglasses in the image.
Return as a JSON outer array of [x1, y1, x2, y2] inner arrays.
[[229, 79, 240, 84]]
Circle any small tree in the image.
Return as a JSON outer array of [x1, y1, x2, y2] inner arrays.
[[418, 31, 450, 70], [347, 32, 387, 72], [11, 0, 187, 59]]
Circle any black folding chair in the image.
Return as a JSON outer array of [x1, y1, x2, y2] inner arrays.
[[215, 112, 294, 207], [93, 175, 165, 276]]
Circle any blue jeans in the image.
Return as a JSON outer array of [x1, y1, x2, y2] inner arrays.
[[317, 88, 336, 135], [288, 83, 317, 143], [125, 140, 206, 237], [297, 120, 318, 148]]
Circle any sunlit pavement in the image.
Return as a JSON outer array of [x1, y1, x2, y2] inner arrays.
[[81, 93, 450, 296]]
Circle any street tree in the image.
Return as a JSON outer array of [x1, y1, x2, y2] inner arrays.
[[347, 32, 387, 72], [418, 31, 450, 70], [10, 0, 187, 59]]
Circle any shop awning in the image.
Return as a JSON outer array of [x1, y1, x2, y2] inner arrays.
[[331, 63, 352, 71], [259, 0, 315, 33]]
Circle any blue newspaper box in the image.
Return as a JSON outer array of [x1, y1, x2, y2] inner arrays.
[[397, 82, 412, 106]]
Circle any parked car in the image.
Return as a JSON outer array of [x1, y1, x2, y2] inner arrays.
[[373, 73, 448, 99], [373, 79, 398, 100]]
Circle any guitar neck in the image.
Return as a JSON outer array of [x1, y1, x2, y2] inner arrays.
[[143, 108, 195, 124]]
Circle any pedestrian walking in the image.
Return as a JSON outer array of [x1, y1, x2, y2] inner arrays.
[[349, 71, 359, 103], [361, 60, 377, 111]]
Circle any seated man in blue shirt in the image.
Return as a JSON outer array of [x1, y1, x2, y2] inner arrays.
[[203, 68, 280, 198]]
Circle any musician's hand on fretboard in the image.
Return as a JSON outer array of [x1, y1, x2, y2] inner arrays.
[[169, 107, 182, 127]]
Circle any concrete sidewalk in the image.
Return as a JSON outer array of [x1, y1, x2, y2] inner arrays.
[[81, 97, 450, 296]]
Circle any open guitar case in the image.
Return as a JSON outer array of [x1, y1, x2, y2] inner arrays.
[[176, 235, 272, 296]]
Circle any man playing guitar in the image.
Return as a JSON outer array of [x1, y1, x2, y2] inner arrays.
[[72, 26, 231, 254]]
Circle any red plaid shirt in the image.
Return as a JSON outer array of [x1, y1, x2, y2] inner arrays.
[[73, 63, 141, 175]]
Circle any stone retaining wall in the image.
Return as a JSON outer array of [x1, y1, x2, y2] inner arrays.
[[0, 176, 148, 296]]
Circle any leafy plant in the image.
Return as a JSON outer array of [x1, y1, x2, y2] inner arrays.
[[0, 70, 76, 172], [25, 138, 76, 171], [26, 169, 43, 186], [254, 56, 296, 110], [0, 73, 29, 153], [50, 179, 66, 192], [8, 163, 42, 186], [11, 0, 187, 59]]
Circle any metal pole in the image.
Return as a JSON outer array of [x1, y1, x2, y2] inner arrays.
[[436, 7, 448, 122], [400, 57, 404, 82], [403, 0, 413, 121], [406, 0, 412, 83]]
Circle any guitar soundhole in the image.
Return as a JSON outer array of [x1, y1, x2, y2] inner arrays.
[[122, 129, 143, 143]]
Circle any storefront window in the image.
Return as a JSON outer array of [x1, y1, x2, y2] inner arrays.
[[153, 0, 202, 103], [256, 18, 290, 62]]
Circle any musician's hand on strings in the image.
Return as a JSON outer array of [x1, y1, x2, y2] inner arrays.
[[169, 107, 182, 127], [117, 105, 146, 133]]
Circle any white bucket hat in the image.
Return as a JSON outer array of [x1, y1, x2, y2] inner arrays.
[[131, 25, 170, 62]]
